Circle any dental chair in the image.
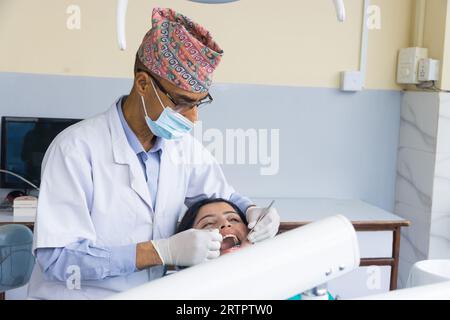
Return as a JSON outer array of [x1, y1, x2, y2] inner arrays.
[[0, 224, 35, 300]]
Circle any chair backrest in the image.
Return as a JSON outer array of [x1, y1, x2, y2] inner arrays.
[[0, 224, 35, 292]]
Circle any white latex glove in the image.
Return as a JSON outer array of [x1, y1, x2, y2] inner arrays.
[[246, 206, 280, 243], [151, 229, 222, 267]]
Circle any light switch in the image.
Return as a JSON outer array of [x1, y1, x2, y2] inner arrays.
[[340, 71, 363, 92]]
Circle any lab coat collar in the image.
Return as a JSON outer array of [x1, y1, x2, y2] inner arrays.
[[116, 97, 163, 156], [108, 97, 173, 220], [108, 98, 156, 211]]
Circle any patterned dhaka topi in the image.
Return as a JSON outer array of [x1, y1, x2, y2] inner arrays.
[[137, 7, 223, 93]]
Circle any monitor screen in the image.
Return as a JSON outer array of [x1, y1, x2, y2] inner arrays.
[[1, 117, 82, 189]]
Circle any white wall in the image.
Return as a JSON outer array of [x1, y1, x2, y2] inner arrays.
[[0, 72, 401, 211], [0, 0, 413, 90]]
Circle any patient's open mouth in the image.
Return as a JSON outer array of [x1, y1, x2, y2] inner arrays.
[[221, 234, 241, 252]]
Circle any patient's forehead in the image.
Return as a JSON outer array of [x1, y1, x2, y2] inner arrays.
[[194, 202, 237, 224]]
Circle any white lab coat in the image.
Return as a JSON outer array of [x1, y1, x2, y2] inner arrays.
[[27, 99, 236, 299]]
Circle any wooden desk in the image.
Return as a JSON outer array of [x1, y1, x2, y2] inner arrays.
[[254, 198, 410, 291]]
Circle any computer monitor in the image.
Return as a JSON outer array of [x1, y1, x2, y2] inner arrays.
[[0, 116, 82, 189]]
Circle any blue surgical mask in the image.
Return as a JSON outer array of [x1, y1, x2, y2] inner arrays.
[[140, 81, 194, 140]]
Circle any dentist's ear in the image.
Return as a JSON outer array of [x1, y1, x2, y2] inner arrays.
[[117, 0, 128, 50], [135, 72, 149, 95]]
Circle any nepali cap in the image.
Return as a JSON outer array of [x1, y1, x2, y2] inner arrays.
[[137, 7, 224, 93]]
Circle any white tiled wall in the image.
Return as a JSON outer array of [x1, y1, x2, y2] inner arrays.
[[395, 91, 450, 287], [398, 93, 439, 153], [429, 95, 450, 259]]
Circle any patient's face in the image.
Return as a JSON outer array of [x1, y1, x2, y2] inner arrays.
[[193, 202, 252, 255]]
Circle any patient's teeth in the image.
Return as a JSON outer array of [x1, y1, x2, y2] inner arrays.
[[222, 234, 241, 247]]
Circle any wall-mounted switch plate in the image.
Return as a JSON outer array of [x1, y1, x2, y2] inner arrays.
[[397, 47, 428, 84], [340, 71, 363, 92], [418, 58, 440, 82]]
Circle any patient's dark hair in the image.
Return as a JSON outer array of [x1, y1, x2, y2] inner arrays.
[[177, 198, 247, 233]]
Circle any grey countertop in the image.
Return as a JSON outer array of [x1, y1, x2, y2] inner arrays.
[[0, 198, 408, 225]]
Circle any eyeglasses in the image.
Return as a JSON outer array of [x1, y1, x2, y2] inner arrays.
[[138, 69, 214, 112]]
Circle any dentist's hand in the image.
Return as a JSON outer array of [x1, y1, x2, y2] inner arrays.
[[151, 229, 222, 267], [246, 206, 280, 243]]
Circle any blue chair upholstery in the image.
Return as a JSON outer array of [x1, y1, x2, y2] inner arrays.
[[0, 224, 35, 295]]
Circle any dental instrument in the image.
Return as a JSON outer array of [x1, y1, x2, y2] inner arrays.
[[247, 200, 275, 237]]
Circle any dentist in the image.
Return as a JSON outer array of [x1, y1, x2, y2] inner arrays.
[[28, 7, 280, 300]]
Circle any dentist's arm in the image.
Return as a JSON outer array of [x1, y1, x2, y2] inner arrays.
[[37, 228, 222, 282], [136, 241, 163, 269], [34, 142, 163, 282], [36, 239, 163, 282]]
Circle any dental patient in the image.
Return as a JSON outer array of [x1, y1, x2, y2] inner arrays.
[[177, 198, 252, 256]]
